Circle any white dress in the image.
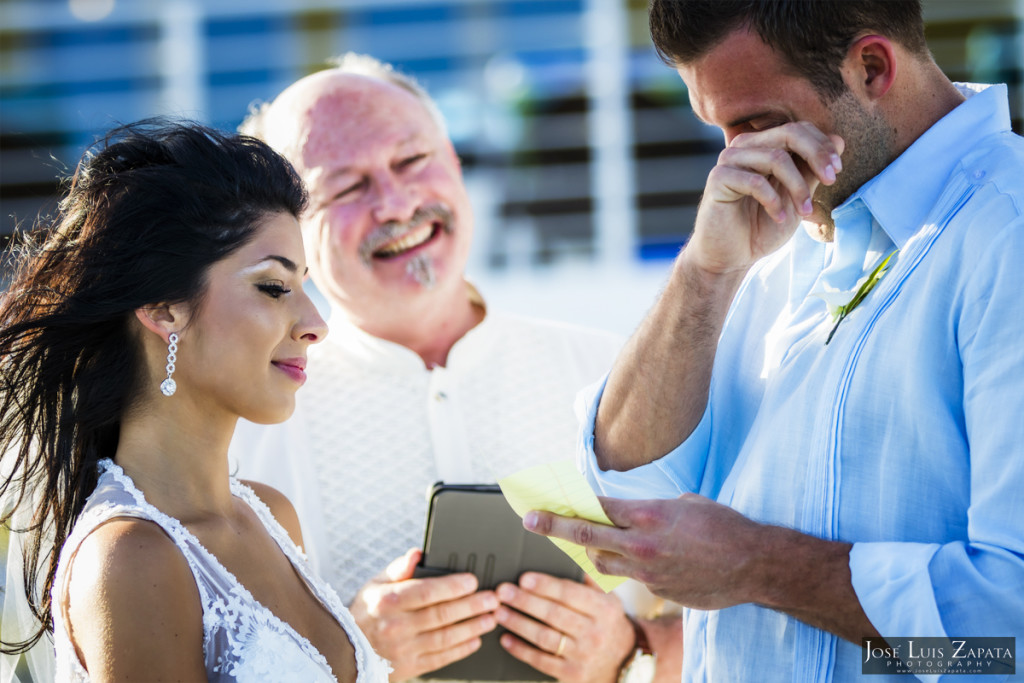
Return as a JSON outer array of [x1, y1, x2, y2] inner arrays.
[[51, 459, 391, 682]]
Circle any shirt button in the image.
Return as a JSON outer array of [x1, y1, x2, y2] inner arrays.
[[434, 391, 447, 402], [974, 169, 986, 180]]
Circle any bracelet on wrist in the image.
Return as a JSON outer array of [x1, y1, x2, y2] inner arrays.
[[617, 617, 656, 683]]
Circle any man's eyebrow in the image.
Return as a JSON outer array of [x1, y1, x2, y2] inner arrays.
[[319, 166, 357, 187], [318, 134, 424, 183]]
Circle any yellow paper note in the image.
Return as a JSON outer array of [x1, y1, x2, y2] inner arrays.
[[498, 460, 627, 592]]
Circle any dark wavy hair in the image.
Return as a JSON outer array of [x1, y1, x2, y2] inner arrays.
[[0, 119, 307, 653], [649, 0, 928, 100]]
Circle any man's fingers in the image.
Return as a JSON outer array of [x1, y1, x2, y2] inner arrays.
[[354, 563, 498, 679], [730, 121, 843, 187], [524, 511, 622, 553], [413, 611, 498, 654], [784, 122, 842, 184], [587, 548, 635, 581], [598, 496, 645, 528], [377, 572, 479, 614], [511, 572, 613, 619], [410, 635, 484, 678], [496, 582, 587, 634], [830, 134, 846, 163], [383, 547, 422, 582], [708, 165, 791, 223], [496, 604, 569, 656], [717, 146, 815, 217], [408, 589, 499, 632], [499, 633, 564, 679]]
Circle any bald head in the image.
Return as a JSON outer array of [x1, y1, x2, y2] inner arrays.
[[237, 55, 476, 351], [240, 53, 447, 168], [258, 73, 449, 201]]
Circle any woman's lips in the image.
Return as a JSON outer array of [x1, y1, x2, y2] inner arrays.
[[272, 358, 307, 385]]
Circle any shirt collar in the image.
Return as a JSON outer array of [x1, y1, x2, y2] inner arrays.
[[320, 281, 490, 373], [836, 83, 1011, 249]]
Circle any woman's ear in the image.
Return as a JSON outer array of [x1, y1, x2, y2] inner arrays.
[[843, 34, 898, 101], [134, 304, 187, 343]]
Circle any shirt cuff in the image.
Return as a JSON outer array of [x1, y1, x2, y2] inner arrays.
[[849, 541, 946, 639], [574, 375, 708, 500]]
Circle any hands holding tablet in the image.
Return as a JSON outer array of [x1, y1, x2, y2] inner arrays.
[[350, 548, 645, 682], [494, 573, 635, 683], [349, 548, 499, 681]]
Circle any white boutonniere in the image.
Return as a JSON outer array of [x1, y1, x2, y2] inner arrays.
[[819, 250, 898, 345]]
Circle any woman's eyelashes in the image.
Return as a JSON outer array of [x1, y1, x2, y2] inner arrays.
[[256, 282, 292, 299]]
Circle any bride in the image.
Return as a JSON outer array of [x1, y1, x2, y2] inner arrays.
[[0, 120, 390, 682]]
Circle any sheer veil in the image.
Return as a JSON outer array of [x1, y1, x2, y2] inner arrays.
[[1, 462, 56, 683]]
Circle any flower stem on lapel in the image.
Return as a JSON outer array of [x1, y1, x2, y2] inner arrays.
[[825, 249, 898, 345]]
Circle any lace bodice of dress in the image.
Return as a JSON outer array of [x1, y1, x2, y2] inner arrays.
[[51, 459, 390, 682]]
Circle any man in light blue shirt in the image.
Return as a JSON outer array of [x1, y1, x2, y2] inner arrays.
[[524, 1, 1024, 681]]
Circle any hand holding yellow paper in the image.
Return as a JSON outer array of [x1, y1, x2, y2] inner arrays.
[[498, 460, 627, 592]]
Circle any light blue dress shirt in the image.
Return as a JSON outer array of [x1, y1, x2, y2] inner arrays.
[[578, 84, 1024, 682]]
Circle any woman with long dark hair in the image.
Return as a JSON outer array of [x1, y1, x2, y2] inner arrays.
[[0, 120, 390, 682]]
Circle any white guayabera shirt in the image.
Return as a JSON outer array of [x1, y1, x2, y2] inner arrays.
[[231, 297, 633, 682]]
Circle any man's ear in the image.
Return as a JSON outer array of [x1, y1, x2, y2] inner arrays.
[[843, 34, 897, 101], [134, 303, 187, 343]]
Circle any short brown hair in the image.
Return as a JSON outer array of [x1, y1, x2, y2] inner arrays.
[[649, 0, 929, 100]]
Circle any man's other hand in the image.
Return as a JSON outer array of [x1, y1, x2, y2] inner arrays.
[[524, 495, 765, 610], [349, 548, 499, 681], [495, 573, 635, 683]]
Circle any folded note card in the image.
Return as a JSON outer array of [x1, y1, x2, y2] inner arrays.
[[498, 460, 627, 592]]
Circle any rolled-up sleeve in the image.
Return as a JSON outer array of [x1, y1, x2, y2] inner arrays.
[[574, 375, 708, 500]]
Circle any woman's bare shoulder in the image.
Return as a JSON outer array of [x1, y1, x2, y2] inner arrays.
[[63, 517, 206, 679]]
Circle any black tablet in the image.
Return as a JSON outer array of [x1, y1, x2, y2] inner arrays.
[[413, 482, 584, 681]]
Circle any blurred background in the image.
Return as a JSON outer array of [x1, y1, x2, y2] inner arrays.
[[1, 0, 1022, 337], [0, 2, 1021, 676]]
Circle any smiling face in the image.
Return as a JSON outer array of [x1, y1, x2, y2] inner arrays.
[[265, 72, 474, 338], [677, 28, 895, 237], [173, 212, 327, 425]]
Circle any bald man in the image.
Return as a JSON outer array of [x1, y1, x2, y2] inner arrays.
[[228, 54, 682, 683]]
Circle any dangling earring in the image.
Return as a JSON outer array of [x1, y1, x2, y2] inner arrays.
[[160, 333, 179, 397]]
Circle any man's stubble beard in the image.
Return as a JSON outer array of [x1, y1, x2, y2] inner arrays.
[[811, 90, 897, 242]]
